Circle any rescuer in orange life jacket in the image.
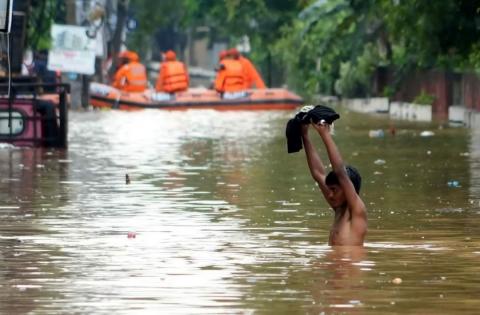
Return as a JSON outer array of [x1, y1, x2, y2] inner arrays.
[[227, 48, 266, 89], [214, 50, 248, 95], [112, 50, 148, 92], [155, 50, 189, 93]]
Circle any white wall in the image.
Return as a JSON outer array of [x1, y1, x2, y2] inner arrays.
[[344, 98, 432, 122]]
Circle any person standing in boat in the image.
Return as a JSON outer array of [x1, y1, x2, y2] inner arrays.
[[112, 50, 148, 92], [214, 51, 248, 98], [228, 48, 266, 89], [155, 50, 189, 94]]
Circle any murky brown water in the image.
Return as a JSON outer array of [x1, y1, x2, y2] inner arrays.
[[1, 107, 479, 314]]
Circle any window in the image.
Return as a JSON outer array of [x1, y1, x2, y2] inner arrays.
[[0, 110, 25, 135]]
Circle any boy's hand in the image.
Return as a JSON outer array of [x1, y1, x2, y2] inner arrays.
[[312, 121, 331, 136]]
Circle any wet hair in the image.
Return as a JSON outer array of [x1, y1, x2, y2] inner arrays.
[[325, 165, 362, 193]]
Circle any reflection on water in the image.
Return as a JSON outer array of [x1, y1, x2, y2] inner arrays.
[[470, 124, 480, 204], [1, 108, 479, 314], [308, 246, 369, 313]]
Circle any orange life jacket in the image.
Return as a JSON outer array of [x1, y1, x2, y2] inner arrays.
[[214, 59, 247, 93], [155, 61, 189, 93], [239, 56, 266, 89], [113, 61, 148, 92]]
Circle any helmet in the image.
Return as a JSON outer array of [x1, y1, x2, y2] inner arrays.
[[227, 48, 240, 58], [118, 50, 139, 62], [218, 50, 228, 60]]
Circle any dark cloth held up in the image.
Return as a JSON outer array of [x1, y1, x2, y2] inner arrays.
[[285, 105, 340, 153]]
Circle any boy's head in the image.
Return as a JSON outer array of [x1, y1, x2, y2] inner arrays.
[[325, 165, 362, 193]]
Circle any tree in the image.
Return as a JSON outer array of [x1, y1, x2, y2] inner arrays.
[[128, 0, 309, 85], [108, 0, 130, 78], [26, 0, 65, 51], [274, 0, 480, 97], [124, 0, 480, 97]]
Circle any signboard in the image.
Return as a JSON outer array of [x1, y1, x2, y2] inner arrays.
[[47, 24, 96, 75], [0, 0, 13, 33]]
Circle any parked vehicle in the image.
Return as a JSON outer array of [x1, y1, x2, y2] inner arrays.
[[0, 81, 69, 148]]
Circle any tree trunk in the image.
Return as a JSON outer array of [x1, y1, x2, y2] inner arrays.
[[81, 74, 90, 109], [108, 0, 129, 78], [267, 49, 272, 88]]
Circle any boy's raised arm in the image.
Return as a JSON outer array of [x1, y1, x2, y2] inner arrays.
[[301, 124, 330, 199], [313, 123, 366, 220]]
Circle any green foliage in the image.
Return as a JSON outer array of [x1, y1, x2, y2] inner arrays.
[[129, 0, 309, 73], [382, 86, 395, 98], [126, 0, 480, 96], [128, 0, 199, 54], [27, 0, 63, 50], [413, 90, 436, 105], [380, 0, 480, 69], [200, 0, 311, 77], [468, 43, 480, 70], [273, 0, 387, 95], [272, 0, 480, 96], [335, 43, 382, 97]]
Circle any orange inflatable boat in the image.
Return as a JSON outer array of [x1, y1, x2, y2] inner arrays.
[[89, 83, 303, 110]]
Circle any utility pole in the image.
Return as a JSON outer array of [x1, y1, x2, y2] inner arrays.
[[65, 0, 99, 109], [80, 0, 91, 109], [65, 0, 83, 108], [11, 0, 30, 75]]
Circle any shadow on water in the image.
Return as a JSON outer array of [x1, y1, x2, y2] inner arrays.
[[0, 107, 479, 313]]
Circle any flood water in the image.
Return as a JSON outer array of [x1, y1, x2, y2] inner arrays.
[[1, 107, 479, 314]]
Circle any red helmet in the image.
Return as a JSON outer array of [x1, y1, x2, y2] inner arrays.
[[227, 48, 240, 58], [218, 50, 228, 60], [118, 50, 139, 62]]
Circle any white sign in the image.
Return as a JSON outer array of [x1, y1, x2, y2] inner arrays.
[[47, 24, 96, 75], [0, 0, 13, 33]]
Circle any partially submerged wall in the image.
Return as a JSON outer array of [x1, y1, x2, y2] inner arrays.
[[343, 97, 432, 122]]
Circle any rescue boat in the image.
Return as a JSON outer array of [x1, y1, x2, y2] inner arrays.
[[89, 83, 303, 111]]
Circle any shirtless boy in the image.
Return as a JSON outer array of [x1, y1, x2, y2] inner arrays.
[[301, 122, 367, 246]]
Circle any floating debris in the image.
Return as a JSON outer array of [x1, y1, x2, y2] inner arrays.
[[392, 278, 402, 284], [59, 181, 83, 185], [420, 130, 435, 137], [374, 159, 386, 165], [126, 174, 131, 184], [447, 180, 460, 188], [369, 129, 385, 138]]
